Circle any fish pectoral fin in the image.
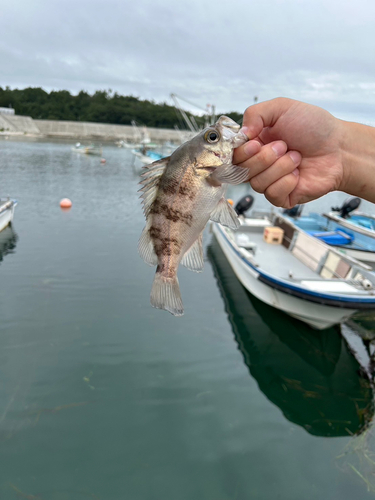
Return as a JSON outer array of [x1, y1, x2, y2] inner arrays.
[[138, 222, 158, 266], [209, 164, 250, 185], [150, 273, 184, 316], [140, 157, 170, 217], [210, 197, 240, 230], [181, 233, 204, 272]]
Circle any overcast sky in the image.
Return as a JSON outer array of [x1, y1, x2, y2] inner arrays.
[[1, 0, 375, 122]]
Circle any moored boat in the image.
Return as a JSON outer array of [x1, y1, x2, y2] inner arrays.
[[211, 212, 375, 329], [0, 198, 17, 232], [131, 148, 165, 166], [72, 143, 102, 156], [285, 199, 375, 263], [208, 238, 374, 436]]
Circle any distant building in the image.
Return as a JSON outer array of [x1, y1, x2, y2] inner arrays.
[[0, 107, 15, 115]]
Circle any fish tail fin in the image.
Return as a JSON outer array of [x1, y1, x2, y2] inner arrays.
[[150, 272, 184, 316]]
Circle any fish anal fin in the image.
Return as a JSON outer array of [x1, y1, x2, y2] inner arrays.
[[181, 233, 204, 272], [210, 197, 240, 230]]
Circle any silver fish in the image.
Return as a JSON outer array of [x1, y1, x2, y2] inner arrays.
[[138, 116, 248, 316]]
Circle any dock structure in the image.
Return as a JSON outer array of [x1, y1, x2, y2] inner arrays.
[[0, 112, 185, 142]]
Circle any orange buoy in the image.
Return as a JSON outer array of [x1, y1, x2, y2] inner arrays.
[[227, 199, 234, 206], [60, 198, 72, 209], [100, 158, 106, 164]]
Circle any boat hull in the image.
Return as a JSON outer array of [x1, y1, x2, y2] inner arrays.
[[0, 201, 16, 232], [212, 224, 356, 330], [331, 246, 375, 264]]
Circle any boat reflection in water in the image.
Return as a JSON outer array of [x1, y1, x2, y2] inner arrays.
[[0, 225, 17, 264], [208, 238, 374, 437]]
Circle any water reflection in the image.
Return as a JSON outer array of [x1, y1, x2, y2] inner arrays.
[[0, 226, 18, 263], [208, 238, 374, 437]]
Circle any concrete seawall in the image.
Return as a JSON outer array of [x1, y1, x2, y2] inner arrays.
[[0, 114, 37, 133], [0, 113, 186, 141]]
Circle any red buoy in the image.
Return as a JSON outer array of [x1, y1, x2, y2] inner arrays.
[[60, 198, 72, 209]]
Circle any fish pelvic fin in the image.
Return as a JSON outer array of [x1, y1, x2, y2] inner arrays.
[[138, 221, 158, 266], [150, 272, 184, 317], [181, 233, 204, 272], [139, 157, 170, 217], [209, 164, 250, 185], [210, 197, 240, 230]]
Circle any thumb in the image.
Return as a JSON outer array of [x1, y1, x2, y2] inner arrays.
[[242, 97, 293, 140]]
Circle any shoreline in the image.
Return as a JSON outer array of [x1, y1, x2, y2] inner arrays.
[[0, 114, 186, 142]]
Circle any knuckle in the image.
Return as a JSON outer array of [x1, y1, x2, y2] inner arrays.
[[249, 176, 265, 193], [265, 185, 283, 206], [280, 155, 296, 174], [258, 147, 273, 163]]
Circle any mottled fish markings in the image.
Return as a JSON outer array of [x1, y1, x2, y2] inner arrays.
[[150, 200, 193, 226], [149, 226, 181, 257], [159, 177, 180, 196], [138, 116, 250, 316]]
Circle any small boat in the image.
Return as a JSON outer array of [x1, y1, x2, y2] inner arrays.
[[72, 143, 102, 156], [208, 238, 374, 436], [211, 208, 375, 329], [131, 147, 165, 166], [0, 198, 17, 232], [285, 198, 375, 263]]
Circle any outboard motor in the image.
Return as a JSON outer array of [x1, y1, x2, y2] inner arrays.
[[283, 205, 303, 218], [235, 195, 254, 216], [331, 197, 361, 219]]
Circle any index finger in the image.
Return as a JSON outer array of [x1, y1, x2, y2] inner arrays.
[[242, 97, 294, 139], [233, 139, 262, 165]]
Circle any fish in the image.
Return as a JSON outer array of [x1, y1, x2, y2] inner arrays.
[[138, 115, 249, 316]]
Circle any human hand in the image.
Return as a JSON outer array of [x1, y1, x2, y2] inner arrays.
[[233, 98, 345, 208]]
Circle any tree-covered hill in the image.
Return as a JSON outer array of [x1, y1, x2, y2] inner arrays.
[[0, 87, 242, 129]]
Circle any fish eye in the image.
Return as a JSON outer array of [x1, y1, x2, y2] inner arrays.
[[205, 130, 220, 143]]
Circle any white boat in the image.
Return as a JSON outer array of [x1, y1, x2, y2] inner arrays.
[[212, 213, 375, 329], [285, 198, 375, 264], [72, 143, 102, 156], [0, 198, 17, 232], [208, 238, 374, 436], [131, 148, 165, 166]]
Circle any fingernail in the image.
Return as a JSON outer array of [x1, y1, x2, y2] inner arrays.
[[239, 127, 250, 139], [289, 151, 301, 165], [292, 168, 299, 176], [272, 142, 287, 157]]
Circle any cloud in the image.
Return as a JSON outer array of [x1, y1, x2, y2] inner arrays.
[[1, 0, 375, 119]]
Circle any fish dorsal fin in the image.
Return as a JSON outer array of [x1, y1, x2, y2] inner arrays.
[[180, 233, 204, 272], [139, 157, 170, 217], [210, 197, 240, 230], [209, 164, 250, 185]]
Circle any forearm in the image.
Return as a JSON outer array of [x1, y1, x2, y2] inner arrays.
[[339, 120, 375, 203]]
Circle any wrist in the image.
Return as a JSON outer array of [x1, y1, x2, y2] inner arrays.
[[338, 120, 375, 201], [337, 119, 354, 194]]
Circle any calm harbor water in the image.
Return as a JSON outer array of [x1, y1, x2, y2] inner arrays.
[[1, 137, 375, 499]]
